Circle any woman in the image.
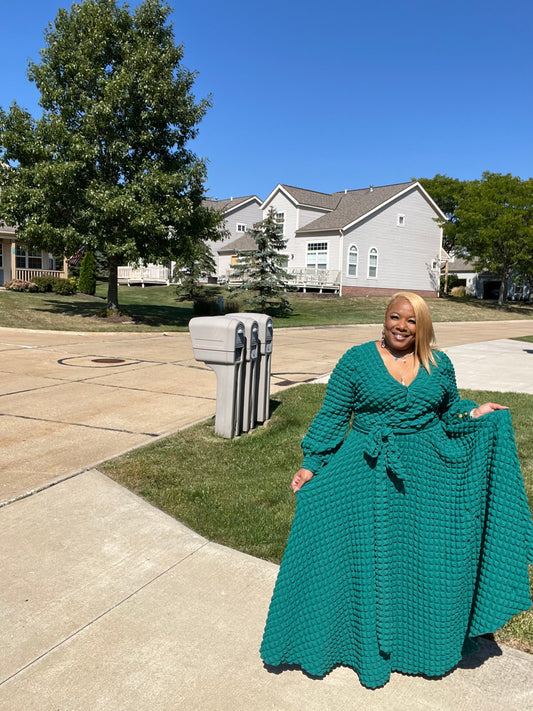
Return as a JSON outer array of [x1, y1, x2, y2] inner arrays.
[[260, 292, 533, 690]]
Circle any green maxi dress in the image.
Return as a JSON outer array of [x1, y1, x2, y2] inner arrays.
[[260, 341, 533, 689]]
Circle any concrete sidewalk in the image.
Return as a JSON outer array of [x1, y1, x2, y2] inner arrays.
[[1, 321, 533, 709]]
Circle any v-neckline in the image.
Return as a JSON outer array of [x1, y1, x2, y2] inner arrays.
[[372, 341, 421, 389]]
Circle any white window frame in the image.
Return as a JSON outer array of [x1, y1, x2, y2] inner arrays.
[[368, 247, 378, 279], [397, 214, 406, 227], [275, 212, 285, 235], [306, 241, 328, 270], [347, 244, 358, 277], [236, 223, 247, 232], [15, 246, 42, 270]]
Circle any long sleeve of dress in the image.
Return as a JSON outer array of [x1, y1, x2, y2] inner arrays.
[[301, 348, 356, 474], [436, 351, 479, 428]]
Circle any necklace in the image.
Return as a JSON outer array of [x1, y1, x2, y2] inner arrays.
[[382, 343, 415, 363]]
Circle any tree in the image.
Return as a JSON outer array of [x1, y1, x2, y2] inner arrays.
[[231, 207, 293, 315], [0, 0, 222, 312], [452, 172, 533, 306], [174, 238, 216, 301], [77, 249, 97, 295], [417, 174, 469, 254]]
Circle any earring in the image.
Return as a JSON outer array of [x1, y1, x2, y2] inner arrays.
[[380, 329, 386, 348]]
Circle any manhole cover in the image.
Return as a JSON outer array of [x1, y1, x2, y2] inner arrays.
[[91, 358, 126, 364]]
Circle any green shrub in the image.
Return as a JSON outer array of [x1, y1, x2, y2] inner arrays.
[[4, 279, 38, 292], [52, 278, 77, 295], [32, 275, 57, 292], [224, 300, 241, 314], [192, 298, 220, 316], [77, 251, 96, 295]]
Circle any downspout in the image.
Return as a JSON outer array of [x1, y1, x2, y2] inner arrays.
[[339, 228, 344, 297]]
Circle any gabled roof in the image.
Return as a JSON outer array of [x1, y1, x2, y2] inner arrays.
[[448, 256, 475, 272], [296, 182, 417, 233], [204, 195, 261, 215], [277, 185, 340, 211], [217, 233, 257, 253]]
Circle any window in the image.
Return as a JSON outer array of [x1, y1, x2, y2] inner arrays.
[[348, 245, 358, 277], [15, 246, 42, 270], [236, 223, 247, 232], [275, 212, 285, 235], [397, 214, 405, 227], [307, 242, 328, 270], [0, 247, 3, 268], [368, 247, 378, 278]]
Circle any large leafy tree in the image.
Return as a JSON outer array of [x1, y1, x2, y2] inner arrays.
[[417, 174, 469, 254], [0, 0, 222, 311], [231, 207, 293, 315], [452, 172, 533, 305]]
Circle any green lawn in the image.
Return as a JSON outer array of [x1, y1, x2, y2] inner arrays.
[[1, 282, 533, 332], [100, 384, 533, 654]]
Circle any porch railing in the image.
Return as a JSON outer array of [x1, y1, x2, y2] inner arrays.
[[15, 268, 68, 282], [287, 268, 341, 292]]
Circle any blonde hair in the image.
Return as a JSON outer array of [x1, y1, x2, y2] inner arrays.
[[386, 292, 437, 372]]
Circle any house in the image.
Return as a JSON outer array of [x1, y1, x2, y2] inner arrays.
[[0, 222, 68, 286], [204, 195, 263, 282], [259, 181, 446, 297], [115, 195, 263, 286], [447, 255, 531, 301]]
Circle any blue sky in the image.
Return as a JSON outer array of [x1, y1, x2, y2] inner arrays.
[[1, 0, 532, 200]]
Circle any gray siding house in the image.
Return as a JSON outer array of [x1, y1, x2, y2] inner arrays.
[[204, 195, 263, 281], [261, 181, 446, 296]]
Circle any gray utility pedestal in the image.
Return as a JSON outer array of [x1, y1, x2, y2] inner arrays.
[[229, 316, 258, 434], [189, 313, 274, 439], [189, 316, 245, 439], [231, 313, 273, 425]]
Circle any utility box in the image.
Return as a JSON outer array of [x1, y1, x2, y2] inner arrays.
[[190, 313, 273, 439], [232, 313, 273, 425], [189, 316, 245, 438], [229, 315, 259, 433]]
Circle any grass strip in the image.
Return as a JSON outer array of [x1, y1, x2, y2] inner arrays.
[[101, 385, 533, 654], [1, 284, 533, 332]]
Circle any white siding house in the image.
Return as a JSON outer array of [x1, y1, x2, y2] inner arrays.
[[204, 195, 263, 282], [260, 181, 445, 296]]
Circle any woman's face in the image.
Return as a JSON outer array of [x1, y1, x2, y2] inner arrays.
[[383, 298, 416, 352]]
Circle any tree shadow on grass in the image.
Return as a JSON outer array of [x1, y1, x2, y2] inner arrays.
[[39, 296, 195, 328], [447, 297, 533, 317]]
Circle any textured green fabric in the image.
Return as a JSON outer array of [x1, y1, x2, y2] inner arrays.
[[260, 341, 533, 689]]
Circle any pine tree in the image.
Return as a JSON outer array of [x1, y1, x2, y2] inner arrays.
[[77, 250, 97, 295], [231, 207, 293, 315]]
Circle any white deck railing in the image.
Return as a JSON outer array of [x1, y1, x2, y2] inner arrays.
[[226, 267, 341, 293], [287, 268, 341, 292], [117, 266, 171, 286], [15, 268, 68, 281]]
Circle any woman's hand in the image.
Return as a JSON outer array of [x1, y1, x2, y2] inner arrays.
[[291, 468, 314, 492], [470, 402, 509, 419]]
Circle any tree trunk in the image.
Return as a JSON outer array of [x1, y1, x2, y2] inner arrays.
[[497, 276, 507, 307], [107, 256, 120, 312]]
